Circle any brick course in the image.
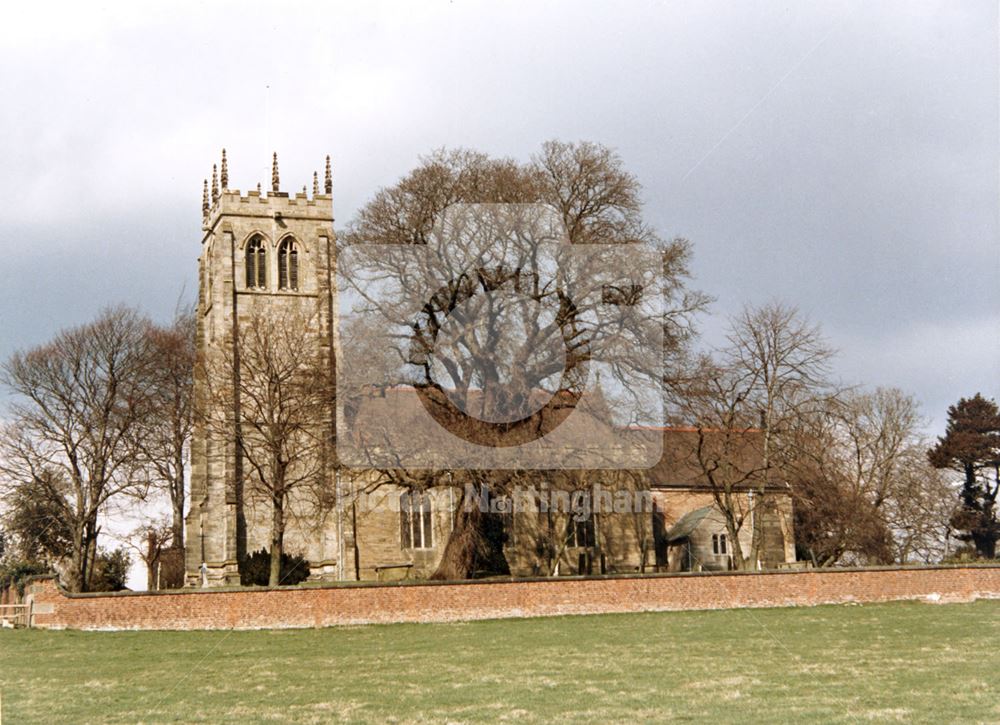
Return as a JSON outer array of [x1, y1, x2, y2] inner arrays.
[[12, 565, 1000, 631]]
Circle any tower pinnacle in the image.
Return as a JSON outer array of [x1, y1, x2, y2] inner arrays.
[[324, 155, 332, 194], [220, 149, 228, 190], [272, 152, 280, 193]]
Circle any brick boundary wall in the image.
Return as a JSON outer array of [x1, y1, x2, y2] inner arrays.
[[13, 565, 1000, 631]]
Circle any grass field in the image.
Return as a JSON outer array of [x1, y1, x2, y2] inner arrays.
[[1, 601, 998, 723]]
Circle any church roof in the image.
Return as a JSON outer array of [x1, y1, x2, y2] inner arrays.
[[337, 383, 654, 469], [338, 385, 785, 490], [646, 428, 787, 492]]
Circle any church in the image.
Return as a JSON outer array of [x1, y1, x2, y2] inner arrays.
[[184, 151, 796, 587]]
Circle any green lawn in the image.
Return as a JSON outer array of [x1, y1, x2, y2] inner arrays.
[[1, 601, 998, 723]]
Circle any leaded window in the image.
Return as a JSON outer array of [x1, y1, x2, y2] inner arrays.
[[245, 236, 266, 289], [400, 492, 433, 549], [712, 533, 728, 556], [278, 238, 299, 291]]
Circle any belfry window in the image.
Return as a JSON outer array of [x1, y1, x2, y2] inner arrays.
[[245, 236, 266, 289], [278, 238, 299, 291]]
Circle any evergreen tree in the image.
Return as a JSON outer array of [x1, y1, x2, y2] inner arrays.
[[928, 394, 1000, 558]]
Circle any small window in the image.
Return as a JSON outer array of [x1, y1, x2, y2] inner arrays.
[[278, 238, 299, 291], [712, 533, 728, 556], [245, 236, 266, 289], [400, 492, 433, 549]]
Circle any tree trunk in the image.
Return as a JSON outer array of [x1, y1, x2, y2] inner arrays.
[[431, 487, 483, 580], [171, 508, 184, 554], [68, 518, 100, 593], [727, 517, 749, 571], [430, 483, 509, 580], [269, 495, 284, 587], [749, 422, 771, 570], [68, 526, 88, 593], [717, 489, 748, 571], [84, 522, 99, 591], [172, 447, 186, 549], [145, 531, 158, 591]]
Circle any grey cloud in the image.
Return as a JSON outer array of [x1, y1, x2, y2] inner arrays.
[[0, 0, 995, 434]]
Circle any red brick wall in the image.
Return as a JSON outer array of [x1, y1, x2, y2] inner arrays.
[[21, 566, 1000, 631]]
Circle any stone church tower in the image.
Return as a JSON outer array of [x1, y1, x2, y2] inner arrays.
[[185, 151, 339, 586]]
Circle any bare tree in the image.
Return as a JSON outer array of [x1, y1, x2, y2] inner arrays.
[[788, 387, 955, 565], [847, 389, 955, 563], [0, 307, 154, 592], [135, 308, 195, 553], [885, 466, 955, 564], [201, 308, 332, 586], [122, 517, 175, 590], [668, 303, 835, 569], [721, 302, 836, 567], [786, 399, 894, 567], [341, 141, 707, 579], [669, 354, 768, 570]]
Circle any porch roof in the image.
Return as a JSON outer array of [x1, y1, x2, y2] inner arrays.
[[665, 505, 714, 543]]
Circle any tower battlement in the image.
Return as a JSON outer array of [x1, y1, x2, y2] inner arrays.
[[201, 150, 334, 232], [202, 189, 334, 232]]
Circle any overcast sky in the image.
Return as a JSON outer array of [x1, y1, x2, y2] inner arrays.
[[0, 0, 996, 435]]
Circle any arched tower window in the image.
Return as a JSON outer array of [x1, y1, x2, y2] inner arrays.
[[278, 238, 299, 291], [245, 236, 266, 289]]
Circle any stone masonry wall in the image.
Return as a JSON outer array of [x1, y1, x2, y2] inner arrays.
[[16, 565, 1000, 631]]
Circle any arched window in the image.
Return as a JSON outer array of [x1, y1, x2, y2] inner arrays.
[[278, 238, 299, 291], [245, 236, 266, 289], [400, 492, 433, 549], [712, 532, 728, 556]]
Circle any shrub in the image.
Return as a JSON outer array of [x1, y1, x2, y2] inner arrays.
[[0, 558, 49, 596], [942, 545, 1000, 565], [90, 547, 132, 592], [240, 548, 311, 586]]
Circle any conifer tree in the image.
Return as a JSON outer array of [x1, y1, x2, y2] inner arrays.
[[928, 394, 1000, 558]]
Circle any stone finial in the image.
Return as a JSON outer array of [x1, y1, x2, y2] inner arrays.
[[220, 148, 228, 189], [324, 155, 332, 194], [313, 171, 319, 196], [257, 182, 262, 193], [272, 152, 280, 193], [202, 179, 209, 216], [211, 164, 219, 204]]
